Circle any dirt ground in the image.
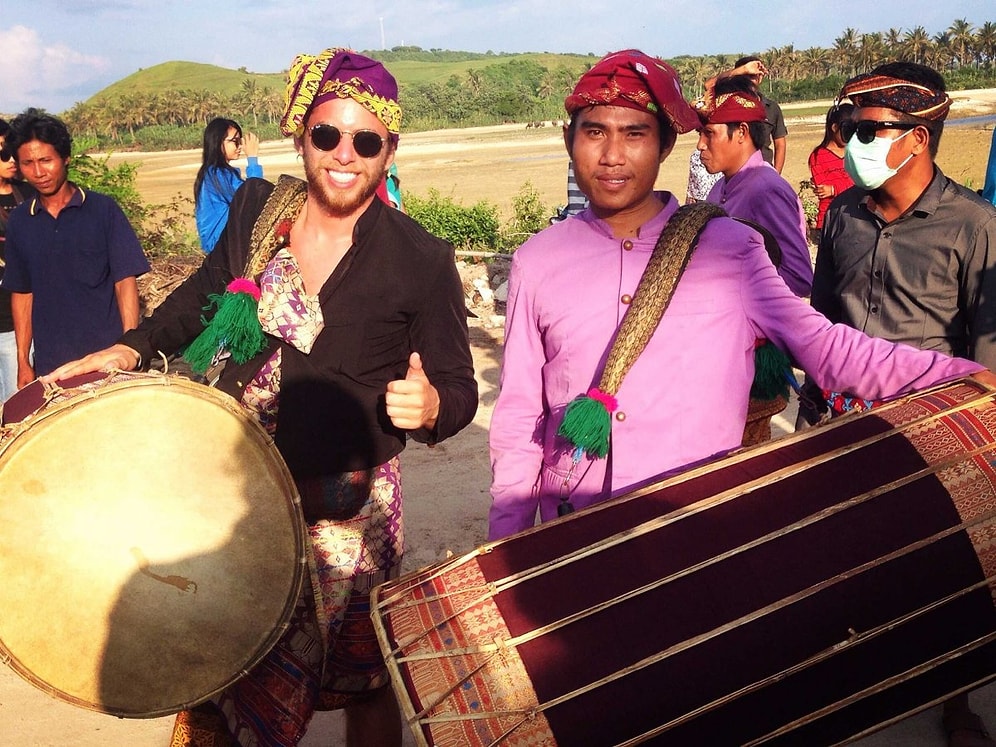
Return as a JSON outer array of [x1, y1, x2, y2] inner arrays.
[[2, 92, 996, 745]]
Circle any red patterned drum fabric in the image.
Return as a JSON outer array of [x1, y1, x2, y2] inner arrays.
[[373, 377, 996, 746], [0, 372, 306, 717]]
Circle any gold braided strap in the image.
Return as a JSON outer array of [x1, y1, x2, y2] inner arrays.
[[184, 175, 308, 374], [557, 202, 726, 461]]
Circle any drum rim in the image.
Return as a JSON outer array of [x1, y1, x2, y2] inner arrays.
[[0, 373, 308, 718]]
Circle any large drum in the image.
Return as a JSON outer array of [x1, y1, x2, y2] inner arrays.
[[0, 372, 306, 718], [373, 375, 996, 746]]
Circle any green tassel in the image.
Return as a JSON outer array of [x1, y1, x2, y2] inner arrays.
[[751, 340, 791, 400], [557, 394, 612, 459], [184, 288, 266, 374]]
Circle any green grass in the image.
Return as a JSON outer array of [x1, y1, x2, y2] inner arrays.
[[93, 61, 287, 101]]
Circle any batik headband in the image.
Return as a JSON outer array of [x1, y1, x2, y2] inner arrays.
[[837, 72, 951, 121], [280, 47, 402, 138]]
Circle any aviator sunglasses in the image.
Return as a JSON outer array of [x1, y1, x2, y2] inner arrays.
[[840, 119, 919, 145], [309, 124, 387, 158]]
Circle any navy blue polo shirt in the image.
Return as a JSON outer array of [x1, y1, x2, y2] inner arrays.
[[2, 185, 150, 375]]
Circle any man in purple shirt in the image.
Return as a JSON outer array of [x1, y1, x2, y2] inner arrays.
[[487, 49, 981, 542], [697, 77, 813, 296]]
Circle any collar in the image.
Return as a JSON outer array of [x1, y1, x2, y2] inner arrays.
[[582, 191, 676, 244], [858, 166, 944, 223], [717, 150, 767, 202], [28, 183, 85, 216]]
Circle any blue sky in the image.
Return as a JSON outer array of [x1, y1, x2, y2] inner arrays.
[[3, 0, 993, 114]]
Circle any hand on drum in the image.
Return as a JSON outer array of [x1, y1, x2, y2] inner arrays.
[[385, 351, 440, 431], [40, 344, 143, 384]]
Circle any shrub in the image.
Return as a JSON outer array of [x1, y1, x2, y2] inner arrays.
[[500, 182, 549, 251], [69, 145, 200, 259], [404, 188, 501, 251]]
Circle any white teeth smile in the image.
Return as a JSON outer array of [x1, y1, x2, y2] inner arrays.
[[328, 170, 356, 185]]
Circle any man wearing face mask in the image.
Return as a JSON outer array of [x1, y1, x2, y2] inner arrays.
[[810, 61, 996, 747]]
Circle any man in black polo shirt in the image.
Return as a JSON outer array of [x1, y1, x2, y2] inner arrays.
[[2, 110, 149, 386]]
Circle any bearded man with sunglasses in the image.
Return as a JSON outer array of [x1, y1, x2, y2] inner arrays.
[[45, 48, 477, 747], [809, 61, 996, 747]]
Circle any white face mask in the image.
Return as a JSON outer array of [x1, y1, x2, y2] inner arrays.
[[844, 128, 914, 190]]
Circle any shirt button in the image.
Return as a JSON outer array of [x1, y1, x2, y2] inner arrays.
[[870, 305, 879, 314], [615, 411, 626, 421], [622, 240, 634, 251], [621, 294, 633, 304], [873, 270, 882, 278]]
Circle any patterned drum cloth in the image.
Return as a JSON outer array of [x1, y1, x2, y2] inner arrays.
[[373, 376, 996, 746]]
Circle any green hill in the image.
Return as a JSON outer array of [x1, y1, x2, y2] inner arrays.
[[91, 60, 287, 103], [87, 52, 597, 105]]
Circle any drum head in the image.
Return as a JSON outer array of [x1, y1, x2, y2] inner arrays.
[[0, 376, 305, 717]]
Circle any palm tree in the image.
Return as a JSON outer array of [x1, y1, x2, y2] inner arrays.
[[238, 78, 263, 127], [902, 26, 932, 65], [465, 69, 485, 96], [800, 47, 831, 79], [948, 18, 976, 67], [978, 21, 996, 69], [930, 32, 955, 71], [857, 33, 885, 73], [833, 28, 860, 76], [884, 28, 904, 58]]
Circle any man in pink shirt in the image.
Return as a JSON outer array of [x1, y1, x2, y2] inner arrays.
[[487, 49, 982, 541]]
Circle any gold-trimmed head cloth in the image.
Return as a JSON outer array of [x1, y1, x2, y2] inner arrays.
[[837, 71, 951, 121], [280, 47, 402, 139], [565, 49, 701, 134], [696, 90, 767, 125]]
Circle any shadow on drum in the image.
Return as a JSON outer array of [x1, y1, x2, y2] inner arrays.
[[91, 379, 306, 718], [96, 374, 381, 719]]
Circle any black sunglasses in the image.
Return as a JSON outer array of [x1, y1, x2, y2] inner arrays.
[[309, 124, 386, 158], [0, 148, 12, 163], [225, 136, 243, 147], [840, 119, 919, 145]]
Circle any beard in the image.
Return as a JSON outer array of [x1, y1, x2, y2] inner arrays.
[[302, 156, 384, 218]]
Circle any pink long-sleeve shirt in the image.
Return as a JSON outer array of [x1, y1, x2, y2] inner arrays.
[[488, 194, 982, 540]]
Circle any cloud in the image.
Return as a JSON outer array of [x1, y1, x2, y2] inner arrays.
[[1, 25, 112, 114]]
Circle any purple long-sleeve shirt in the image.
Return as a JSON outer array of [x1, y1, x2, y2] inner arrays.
[[707, 150, 813, 296], [488, 194, 982, 540]]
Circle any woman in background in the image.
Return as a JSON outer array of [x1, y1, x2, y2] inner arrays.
[[194, 118, 263, 253], [807, 103, 854, 242]]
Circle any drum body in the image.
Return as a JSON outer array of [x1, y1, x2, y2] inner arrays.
[[0, 372, 306, 718], [373, 377, 996, 746]]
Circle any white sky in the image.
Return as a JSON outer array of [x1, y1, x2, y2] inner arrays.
[[3, 0, 993, 113]]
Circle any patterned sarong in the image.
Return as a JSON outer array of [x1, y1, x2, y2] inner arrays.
[[171, 236, 405, 747]]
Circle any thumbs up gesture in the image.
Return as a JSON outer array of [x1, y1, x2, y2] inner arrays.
[[386, 352, 440, 431]]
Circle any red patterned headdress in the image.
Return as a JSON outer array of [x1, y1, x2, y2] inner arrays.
[[565, 49, 700, 134], [697, 91, 768, 125]]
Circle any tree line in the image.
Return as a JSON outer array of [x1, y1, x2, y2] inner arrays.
[[55, 17, 996, 151]]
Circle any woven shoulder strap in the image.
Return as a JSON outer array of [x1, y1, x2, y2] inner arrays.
[[558, 201, 726, 460], [243, 174, 308, 281], [597, 201, 726, 395]]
